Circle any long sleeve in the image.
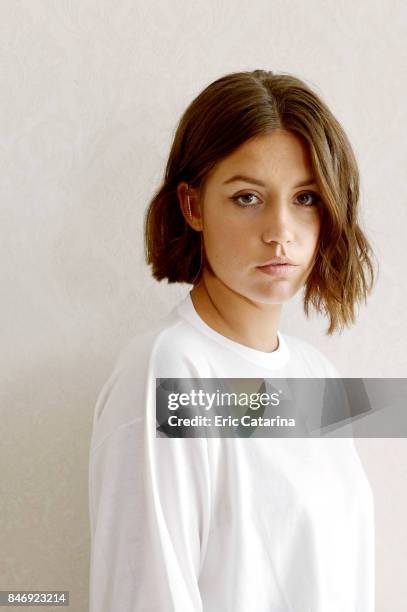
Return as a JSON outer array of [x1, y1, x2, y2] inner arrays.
[[88, 345, 212, 612]]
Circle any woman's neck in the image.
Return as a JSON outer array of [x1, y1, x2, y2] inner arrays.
[[190, 269, 282, 353]]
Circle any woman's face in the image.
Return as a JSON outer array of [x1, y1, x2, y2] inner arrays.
[[195, 129, 322, 305]]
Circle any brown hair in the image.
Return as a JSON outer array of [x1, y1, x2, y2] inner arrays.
[[144, 69, 377, 335]]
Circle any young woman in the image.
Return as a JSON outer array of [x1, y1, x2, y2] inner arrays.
[[89, 69, 376, 611]]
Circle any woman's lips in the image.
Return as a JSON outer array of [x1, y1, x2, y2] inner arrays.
[[257, 263, 298, 276]]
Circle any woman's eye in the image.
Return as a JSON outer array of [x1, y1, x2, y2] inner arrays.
[[231, 193, 261, 207], [296, 191, 320, 207], [230, 191, 321, 208]]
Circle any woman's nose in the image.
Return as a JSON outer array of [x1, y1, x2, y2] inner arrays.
[[260, 203, 295, 245]]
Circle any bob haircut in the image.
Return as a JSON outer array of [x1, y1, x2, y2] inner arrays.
[[144, 69, 377, 335]]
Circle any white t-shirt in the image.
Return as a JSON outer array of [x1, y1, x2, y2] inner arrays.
[[89, 292, 375, 612]]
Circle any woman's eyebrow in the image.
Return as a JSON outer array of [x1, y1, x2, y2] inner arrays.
[[222, 174, 317, 188]]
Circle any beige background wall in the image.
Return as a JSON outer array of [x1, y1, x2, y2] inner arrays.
[[1, 1, 406, 610]]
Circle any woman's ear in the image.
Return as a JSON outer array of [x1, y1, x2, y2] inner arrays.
[[176, 182, 203, 231]]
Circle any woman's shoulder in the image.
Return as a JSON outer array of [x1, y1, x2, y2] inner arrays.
[[90, 309, 210, 447], [280, 332, 341, 378], [115, 310, 209, 378]]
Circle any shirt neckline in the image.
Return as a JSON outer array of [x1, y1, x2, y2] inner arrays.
[[175, 291, 290, 369]]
